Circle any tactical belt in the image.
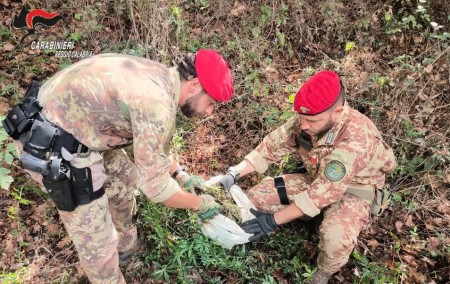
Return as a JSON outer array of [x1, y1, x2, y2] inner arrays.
[[345, 184, 375, 204], [2, 81, 103, 211], [346, 184, 393, 216], [2, 81, 88, 156]]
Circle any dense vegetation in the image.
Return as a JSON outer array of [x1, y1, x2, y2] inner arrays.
[[0, 0, 449, 283]]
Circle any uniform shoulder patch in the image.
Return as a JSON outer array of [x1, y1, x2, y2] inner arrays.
[[324, 160, 346, 181]]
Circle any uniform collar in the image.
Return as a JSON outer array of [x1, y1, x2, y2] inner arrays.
[[169, 66, 181, 106], [316, 102, 350, 146]]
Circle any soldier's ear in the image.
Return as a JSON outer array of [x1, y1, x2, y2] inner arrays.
[[331, 105, 343, 121], [188, 78, 203, 95]]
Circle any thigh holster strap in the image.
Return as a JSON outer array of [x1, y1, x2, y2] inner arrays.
[[274, 176, 290, 205]]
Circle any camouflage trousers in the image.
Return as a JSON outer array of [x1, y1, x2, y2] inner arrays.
[[247, 173, 371, 275], [16, 142, 138, 284]]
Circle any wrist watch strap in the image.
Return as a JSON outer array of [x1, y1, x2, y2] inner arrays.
[[171, 166, 185, 179], [227, 167, 240, 182]]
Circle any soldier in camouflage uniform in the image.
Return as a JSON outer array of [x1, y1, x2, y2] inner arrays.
[[9, 49, 234, 283], [218, 71, 396, 283]]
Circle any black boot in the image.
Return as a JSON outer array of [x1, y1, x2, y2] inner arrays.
[[118, 241, 141, 266]]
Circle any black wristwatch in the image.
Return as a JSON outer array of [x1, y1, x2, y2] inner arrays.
[[227, 167, 240, 182], [171, 166, 185, 179]]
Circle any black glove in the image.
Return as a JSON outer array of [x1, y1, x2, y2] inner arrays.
[[217, 167, 240, 191], [240, 208, 279, 241]]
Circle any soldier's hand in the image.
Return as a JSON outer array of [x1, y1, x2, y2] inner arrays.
[[194, 194, 220, 221], [217, 174, 235, 191], [176, 172, 206, 193], [240, 208, 279, 241], [217, 167, 240, 191]]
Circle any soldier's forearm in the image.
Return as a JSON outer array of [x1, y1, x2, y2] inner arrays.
[[233, 159, 256, 178], [162, 190, 202, 210], [273, 203, 304, 225]]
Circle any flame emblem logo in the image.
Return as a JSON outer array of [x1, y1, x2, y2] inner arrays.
[[12, 7, 64, 53]]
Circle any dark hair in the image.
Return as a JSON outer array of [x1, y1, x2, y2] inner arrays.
[[338, 80, 346, 106], [177, 53, 197, 82], [329, 80, 346, 111]]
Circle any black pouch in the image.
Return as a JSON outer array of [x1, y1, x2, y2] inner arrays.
[[23, 120, 58, 159], [43, 174, 76, 212], [2, 105, 32, 139], [2, 81, 43, 140]]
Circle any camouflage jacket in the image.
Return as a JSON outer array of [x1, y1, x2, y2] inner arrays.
[[38, 53, 181, 203], [244, 103, 397, 217]]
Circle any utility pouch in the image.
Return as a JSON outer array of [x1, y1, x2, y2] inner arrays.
[[23, 120, 58, 159], [3, 106, 32, 139], [43, 172, 76, 212], [2, 81, 42, 139], [371, 188, 392, 216]]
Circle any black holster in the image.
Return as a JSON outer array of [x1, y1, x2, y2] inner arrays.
[[42, 161, 105, 212], [43, 170, 76, 212]]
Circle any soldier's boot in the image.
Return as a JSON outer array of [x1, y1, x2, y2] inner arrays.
[[118, 241, 141, 266], [309, 270, 331, 284]]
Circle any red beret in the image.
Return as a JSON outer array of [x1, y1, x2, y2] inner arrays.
[[294, 70, 341, 115], [195, 49, 234, 102]]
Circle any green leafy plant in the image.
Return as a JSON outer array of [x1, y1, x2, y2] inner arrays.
[[0, 116, 16, 190], [351, 250, 402, 283], [0, 267, 28, 284]]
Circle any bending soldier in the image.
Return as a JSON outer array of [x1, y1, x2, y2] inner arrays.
[[4, 49, 233, 283]]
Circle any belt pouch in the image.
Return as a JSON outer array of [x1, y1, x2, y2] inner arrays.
[[2, 105, 31, 139], [23, 120, 57, 159]]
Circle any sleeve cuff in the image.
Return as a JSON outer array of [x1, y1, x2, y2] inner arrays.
[[244, 150, 269, 173], [293, 191, 321, 217], [145, 178, 181, 203]]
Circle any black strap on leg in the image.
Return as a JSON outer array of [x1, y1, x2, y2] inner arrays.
[[76, 187, 105, 205], [70, 165, 105, 206], [274, 176, 290, 205], [92, 187, 105, 200]]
